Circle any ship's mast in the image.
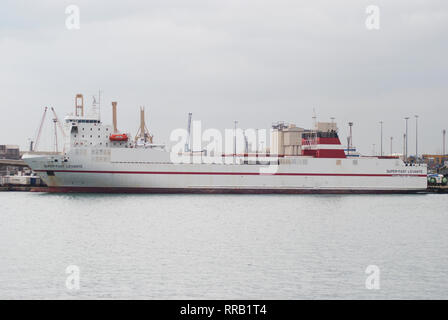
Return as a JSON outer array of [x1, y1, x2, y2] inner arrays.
[[348, 122, 353, 156], [75, 94, 84, 117], [233, 120, 238, 158], [134, 106, 153, 143], [312, 108, 318, 145], [112, 101, 118, 133], [443, 129, 446, 155], [98, 89, 102, 120], [140, 107, 145, 140], [53, 118, 58, 153], [390, 136, 393, 155], [185, 112, 192, 152]]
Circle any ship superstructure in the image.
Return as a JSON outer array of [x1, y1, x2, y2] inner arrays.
[[23, 94, 427, 193]]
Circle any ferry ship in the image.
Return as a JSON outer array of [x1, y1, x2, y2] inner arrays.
[[23, 94, 427, 193]]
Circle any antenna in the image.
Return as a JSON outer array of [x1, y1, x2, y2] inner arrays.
[[348, 122, 353, 156], [390, 136, 393, 155], [53, 118, 58, 152], [403, 133, 406, 159], [98, 89, 102, 120], [185, 112, 192, 152], [379, 121, 383, 156], [415, 115, 418, 161], [404, 117, 409, 160], [443, 129, 446, 155], [243, 129, 249, 154], [91, 94, 101, 119], [233, 120, 238, 158], [346, 137, 350, 156], [312, 108, 317, 128]]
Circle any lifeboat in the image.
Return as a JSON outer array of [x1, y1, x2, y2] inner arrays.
[[109, 133, 129, 141]]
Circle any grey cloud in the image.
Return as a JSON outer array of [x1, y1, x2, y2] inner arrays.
[[0, 0, 447, 154]]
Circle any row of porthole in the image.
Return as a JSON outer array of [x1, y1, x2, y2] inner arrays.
[[79, 127, 110, 132], [73, 142, 127, 146], [74, 142, 109, 146]]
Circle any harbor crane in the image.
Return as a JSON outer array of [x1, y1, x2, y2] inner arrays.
[[51, 107, 66, 139], [32, 106, 66, 152], [33, 107, 48, 151]]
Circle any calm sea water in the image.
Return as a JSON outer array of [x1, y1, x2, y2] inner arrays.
[[0, 192, 447, 299]]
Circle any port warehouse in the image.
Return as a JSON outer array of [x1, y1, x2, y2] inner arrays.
[[0, 145, 22, 177], [0, 144, 20, 160]]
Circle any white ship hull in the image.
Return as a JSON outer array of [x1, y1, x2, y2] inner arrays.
[[23, 148, 427, 194], [23, 96, 428, 194]]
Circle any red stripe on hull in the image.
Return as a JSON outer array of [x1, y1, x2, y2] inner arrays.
[[31, 186, 426, 194], [34, 170, 426, 177]]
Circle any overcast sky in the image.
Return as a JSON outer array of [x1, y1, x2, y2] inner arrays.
[[0, 0, 447, 155]]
